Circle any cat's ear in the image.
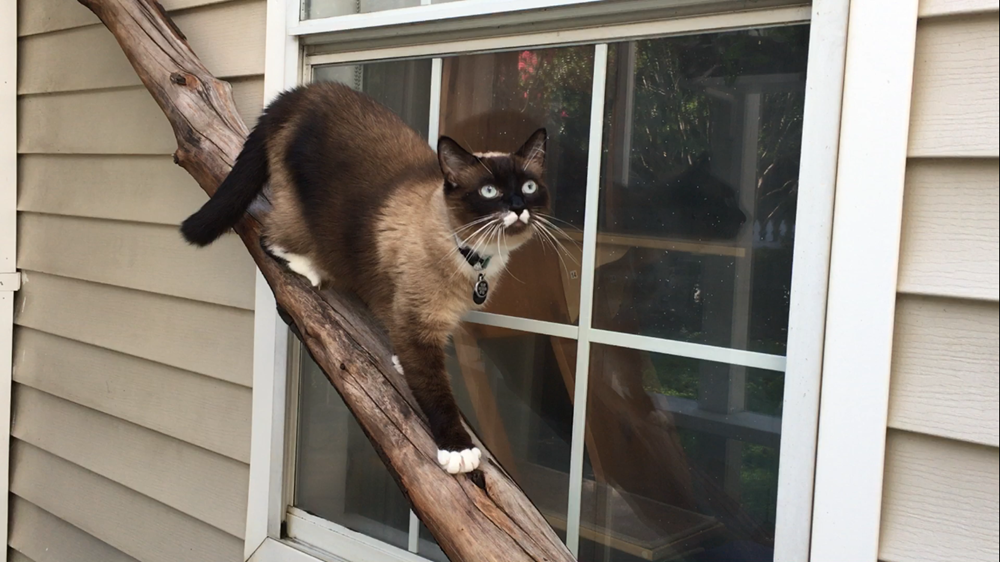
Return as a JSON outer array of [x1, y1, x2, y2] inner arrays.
[[515, 128, 547, 172], [437, 136, 478, 187]]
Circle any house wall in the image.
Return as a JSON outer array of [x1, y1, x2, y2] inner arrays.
[[880, 2, 999, 561], [8, 1, 264, 561]]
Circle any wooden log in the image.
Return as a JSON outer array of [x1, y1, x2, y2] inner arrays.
[[76, 1, 577, 561]]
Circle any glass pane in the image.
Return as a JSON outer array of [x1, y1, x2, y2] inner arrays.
[[593, 27, 809, 354], [439, 46, 594, 325], [294, 59, 432, 549], [295, 355, 411, 549], [580, 343, 782, 562], [441, 324, 576, 555], [314, 59, 432, 137]]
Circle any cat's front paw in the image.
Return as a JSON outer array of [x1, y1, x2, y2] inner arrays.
[[437, 447, 481, 474]]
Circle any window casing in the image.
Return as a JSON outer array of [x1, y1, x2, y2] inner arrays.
[[247, 2, 850, 562]]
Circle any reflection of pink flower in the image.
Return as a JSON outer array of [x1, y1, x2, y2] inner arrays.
[[561, 110, 568, 117], [518, 50, 538, 82]]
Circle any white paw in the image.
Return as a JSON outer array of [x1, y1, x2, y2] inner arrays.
[[391, 355, 404, 375], [270, 245, 322, 287], [437, 447, 482, 474]]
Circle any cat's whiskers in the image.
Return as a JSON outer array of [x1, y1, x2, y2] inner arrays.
[[532, 222, 572, 277], [533, 217, 580, 266]]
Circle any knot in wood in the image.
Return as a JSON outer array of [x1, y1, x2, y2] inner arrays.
[[169, 72, 188, 86]]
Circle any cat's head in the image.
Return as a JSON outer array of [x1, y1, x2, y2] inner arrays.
[[437, 128, 549, 248]]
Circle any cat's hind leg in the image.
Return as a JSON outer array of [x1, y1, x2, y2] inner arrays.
[[262, 240, 323, 287]]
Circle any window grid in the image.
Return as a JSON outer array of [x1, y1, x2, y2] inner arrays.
[[285, 6, 823, 561]]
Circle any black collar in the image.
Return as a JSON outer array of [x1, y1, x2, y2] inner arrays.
[[457, 244, 491, 271]]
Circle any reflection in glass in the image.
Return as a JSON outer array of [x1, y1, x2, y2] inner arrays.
[[313, 59, 431, 137], [580, 343, 782, 562], [439, 46, 594, 325], [594, 27, 809, 355], [444, 324, 576, 554], [296, 59, 432, 549], [295, 356, 411, 549]]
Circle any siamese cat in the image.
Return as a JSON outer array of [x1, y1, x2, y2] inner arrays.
[[181, 82, 549, 474]]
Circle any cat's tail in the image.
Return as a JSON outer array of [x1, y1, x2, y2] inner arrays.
[[180, 123, 270, 246]]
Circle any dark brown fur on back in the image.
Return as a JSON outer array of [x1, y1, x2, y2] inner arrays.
[[181, 82, 550, 464]]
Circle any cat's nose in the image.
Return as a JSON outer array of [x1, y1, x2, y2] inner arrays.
[[509, 194, 526, 213]]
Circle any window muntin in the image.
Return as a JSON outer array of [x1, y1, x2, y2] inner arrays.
[[287, 12, 811, 562]]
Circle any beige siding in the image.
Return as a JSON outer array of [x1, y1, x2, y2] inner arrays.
[[889, 296, 999, 447], [18, 79, 263, 154], [18, 0, 265, 95], [884, 7, 1000, 562], [908, 14, 999, 157], [18, 154, 211, 225], [10, 496, 139, 562], [880, 431, 999, 562], [18, 0, 235, 36], [13, 327, 251, 462], [18, 213, 256, 309], [10, 441, 244, 562], [898, 159, 999, 301], [11, 1, 264, 559], [12, 385, 249, 537]]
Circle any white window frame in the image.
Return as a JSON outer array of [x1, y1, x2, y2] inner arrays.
[[244, 1, 857, 561], [1, 2, 19, 560]]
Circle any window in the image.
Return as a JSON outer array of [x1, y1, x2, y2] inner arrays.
[[249, 2, 847, 562]]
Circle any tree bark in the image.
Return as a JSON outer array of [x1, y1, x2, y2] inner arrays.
[[77, 1, 576, 561]]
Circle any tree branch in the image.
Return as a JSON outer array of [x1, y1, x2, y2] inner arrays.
[[77, 1, 576, 560]]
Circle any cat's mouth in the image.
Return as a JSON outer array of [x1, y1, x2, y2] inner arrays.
[[501, 210, 532, 230]]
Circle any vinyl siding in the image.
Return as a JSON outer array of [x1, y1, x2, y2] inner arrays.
[[880, 4, 1000, 562], [9, 1, 264, 561]]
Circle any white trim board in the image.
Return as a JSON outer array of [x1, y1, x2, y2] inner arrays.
[[305, 5, 811, 65], [245, 1, 300, 560], [248, 2, 849, 562], [771, 0, 850, 559], [810, 1, 920, 561], [1, 0, 18, 560]]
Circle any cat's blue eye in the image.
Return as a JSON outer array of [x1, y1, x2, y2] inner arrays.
[[521, 180, 538, 195], [479, 185, 500, 199]]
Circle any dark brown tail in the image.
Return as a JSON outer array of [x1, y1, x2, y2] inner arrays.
[[180, 124, 269, 246]]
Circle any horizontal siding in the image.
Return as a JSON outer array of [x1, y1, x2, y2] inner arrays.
[[12, 0, 262, 559], [17, 154, 209, 225], [9, 496, 139, 562], [897, 159, 999, 301], [18, 212, 256, 309], [17, 154, 208, 225], [8, 550, 36, 562], [889, 296, 1000, 447], [879, 430, 999, 562], [13, 327, 251, 462], [17, 0, 238, 37], [12, 385, 249, 538], [14, 271, 253, 386], [908, 14, 999, 157], [920, 0, 1000, 17], [10, 440, 244, 562], [19, 0, 265, 94], [18, 79, 263, 154]]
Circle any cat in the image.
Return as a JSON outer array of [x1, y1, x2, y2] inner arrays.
[[180, 82, 549, 474]]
